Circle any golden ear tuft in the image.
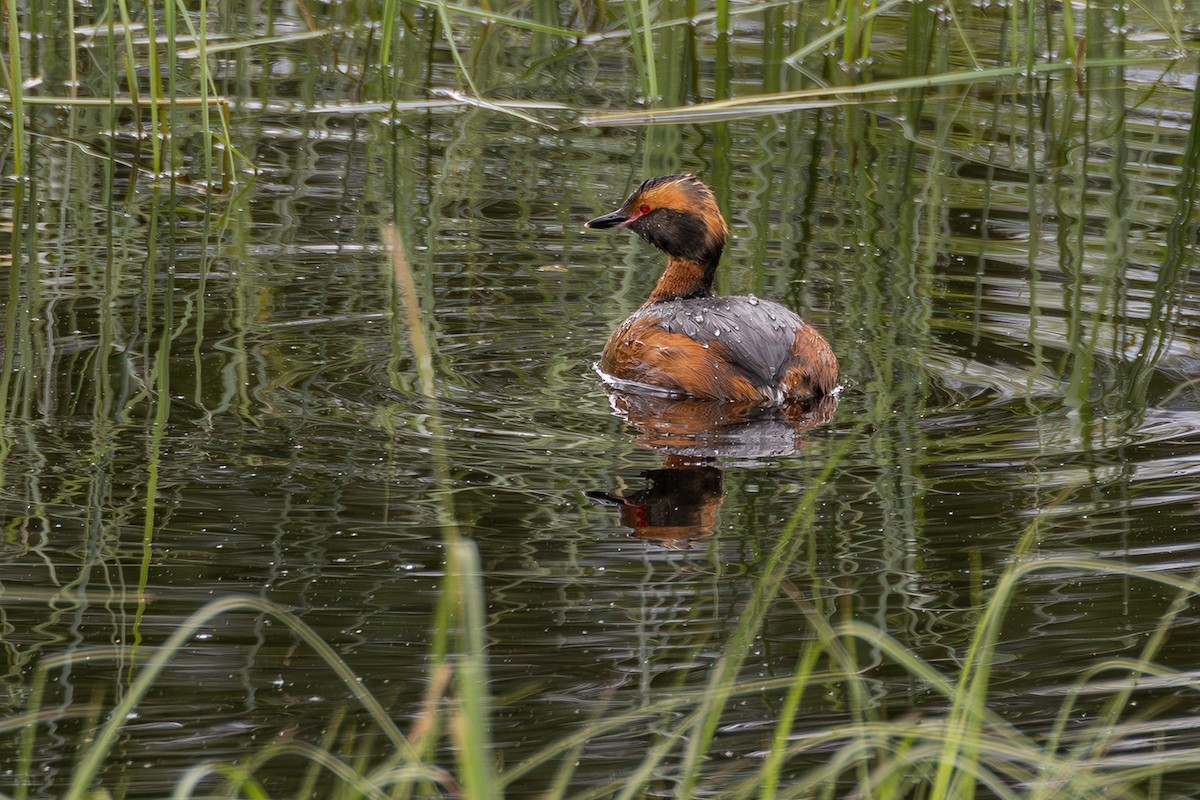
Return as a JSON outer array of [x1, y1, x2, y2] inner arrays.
[[630, 174, 718, 215]]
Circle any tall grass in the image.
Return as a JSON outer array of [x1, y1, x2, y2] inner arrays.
[[3, 0, 1185, 170], [3, 0, 27, 173], [12, 482, 1200, 797]]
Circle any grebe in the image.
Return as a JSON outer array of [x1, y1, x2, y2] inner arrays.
[[586, 175, 839, 405]]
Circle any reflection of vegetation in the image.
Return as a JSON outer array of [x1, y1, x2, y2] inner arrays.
[[4, 0, 1200, 798]]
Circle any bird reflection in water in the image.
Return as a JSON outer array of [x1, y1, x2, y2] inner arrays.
[[582, 175, 840, 545], [586, 457, 725, 547], [587, 390, 838, 547]]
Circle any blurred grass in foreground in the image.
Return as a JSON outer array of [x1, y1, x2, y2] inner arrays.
[[13, 489, 1200, 798]]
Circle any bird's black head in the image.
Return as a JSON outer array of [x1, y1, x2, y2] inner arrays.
[[586, 174, 728, 271]]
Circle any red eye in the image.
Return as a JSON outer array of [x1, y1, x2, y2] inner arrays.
[[638, 204, 652, 215]]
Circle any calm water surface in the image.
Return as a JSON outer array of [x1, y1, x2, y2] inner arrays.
[[3, 2, 1200, 796]]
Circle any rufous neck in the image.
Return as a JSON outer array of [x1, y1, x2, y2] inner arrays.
[[642, 256, 716, 307]]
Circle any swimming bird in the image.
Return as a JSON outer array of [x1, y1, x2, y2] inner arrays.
[[586, 175, 838, 405]]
